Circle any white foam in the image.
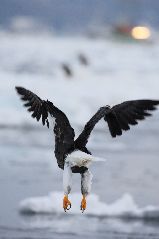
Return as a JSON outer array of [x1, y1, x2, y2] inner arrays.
[[19, 192, 159, 220]]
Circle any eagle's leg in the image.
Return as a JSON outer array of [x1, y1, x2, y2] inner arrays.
[[80, 169, 93, 212], [63, 162, 72, 212]]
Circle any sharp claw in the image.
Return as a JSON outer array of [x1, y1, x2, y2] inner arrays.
[[66, 203, 71, 210], [80, 206, 85, 213]]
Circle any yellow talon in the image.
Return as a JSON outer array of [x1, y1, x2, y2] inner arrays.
[[63, 195, 71, 212], [80, 195, 86, 213]]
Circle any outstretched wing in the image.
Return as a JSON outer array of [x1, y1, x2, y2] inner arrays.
[[15, 87, 75, 169], [75, 100, 159, 149]]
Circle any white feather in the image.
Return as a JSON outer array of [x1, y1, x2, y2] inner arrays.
[[81, 169, 93, 196], [63, 162, 72, 195], [66, 150, 106, 168]]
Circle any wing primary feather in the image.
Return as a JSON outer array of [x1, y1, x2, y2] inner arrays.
[[15, 86, 75, 170], [24, 102, 32, 107], [16, 87, 159, 168], [75, 99, 159, 147], [36, 104, 42, 121]]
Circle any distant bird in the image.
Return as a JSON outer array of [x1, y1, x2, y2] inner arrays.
[[78, 53, 89, 66], [15, 86, 159, 212], [61, 63, 72, 77]]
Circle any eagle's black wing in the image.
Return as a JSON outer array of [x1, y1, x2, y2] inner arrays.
[[15, 87, 75, 169], [75, 100, 159, 149]]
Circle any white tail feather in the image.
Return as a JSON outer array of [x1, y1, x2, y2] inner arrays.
[[92, 156, 107, 162]]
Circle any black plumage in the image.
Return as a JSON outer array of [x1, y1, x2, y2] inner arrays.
[[15, 87, 159, 172], [15, 87, 75, 169], [75, 100, 159, 147]]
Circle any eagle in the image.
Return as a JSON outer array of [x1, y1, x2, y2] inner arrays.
[[15, 87, 159, 212]]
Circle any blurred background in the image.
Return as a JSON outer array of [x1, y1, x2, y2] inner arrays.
[[0, 0, 159, 238]]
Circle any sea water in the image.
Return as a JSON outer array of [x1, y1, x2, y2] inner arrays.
[[0, 32, 159, 238]]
